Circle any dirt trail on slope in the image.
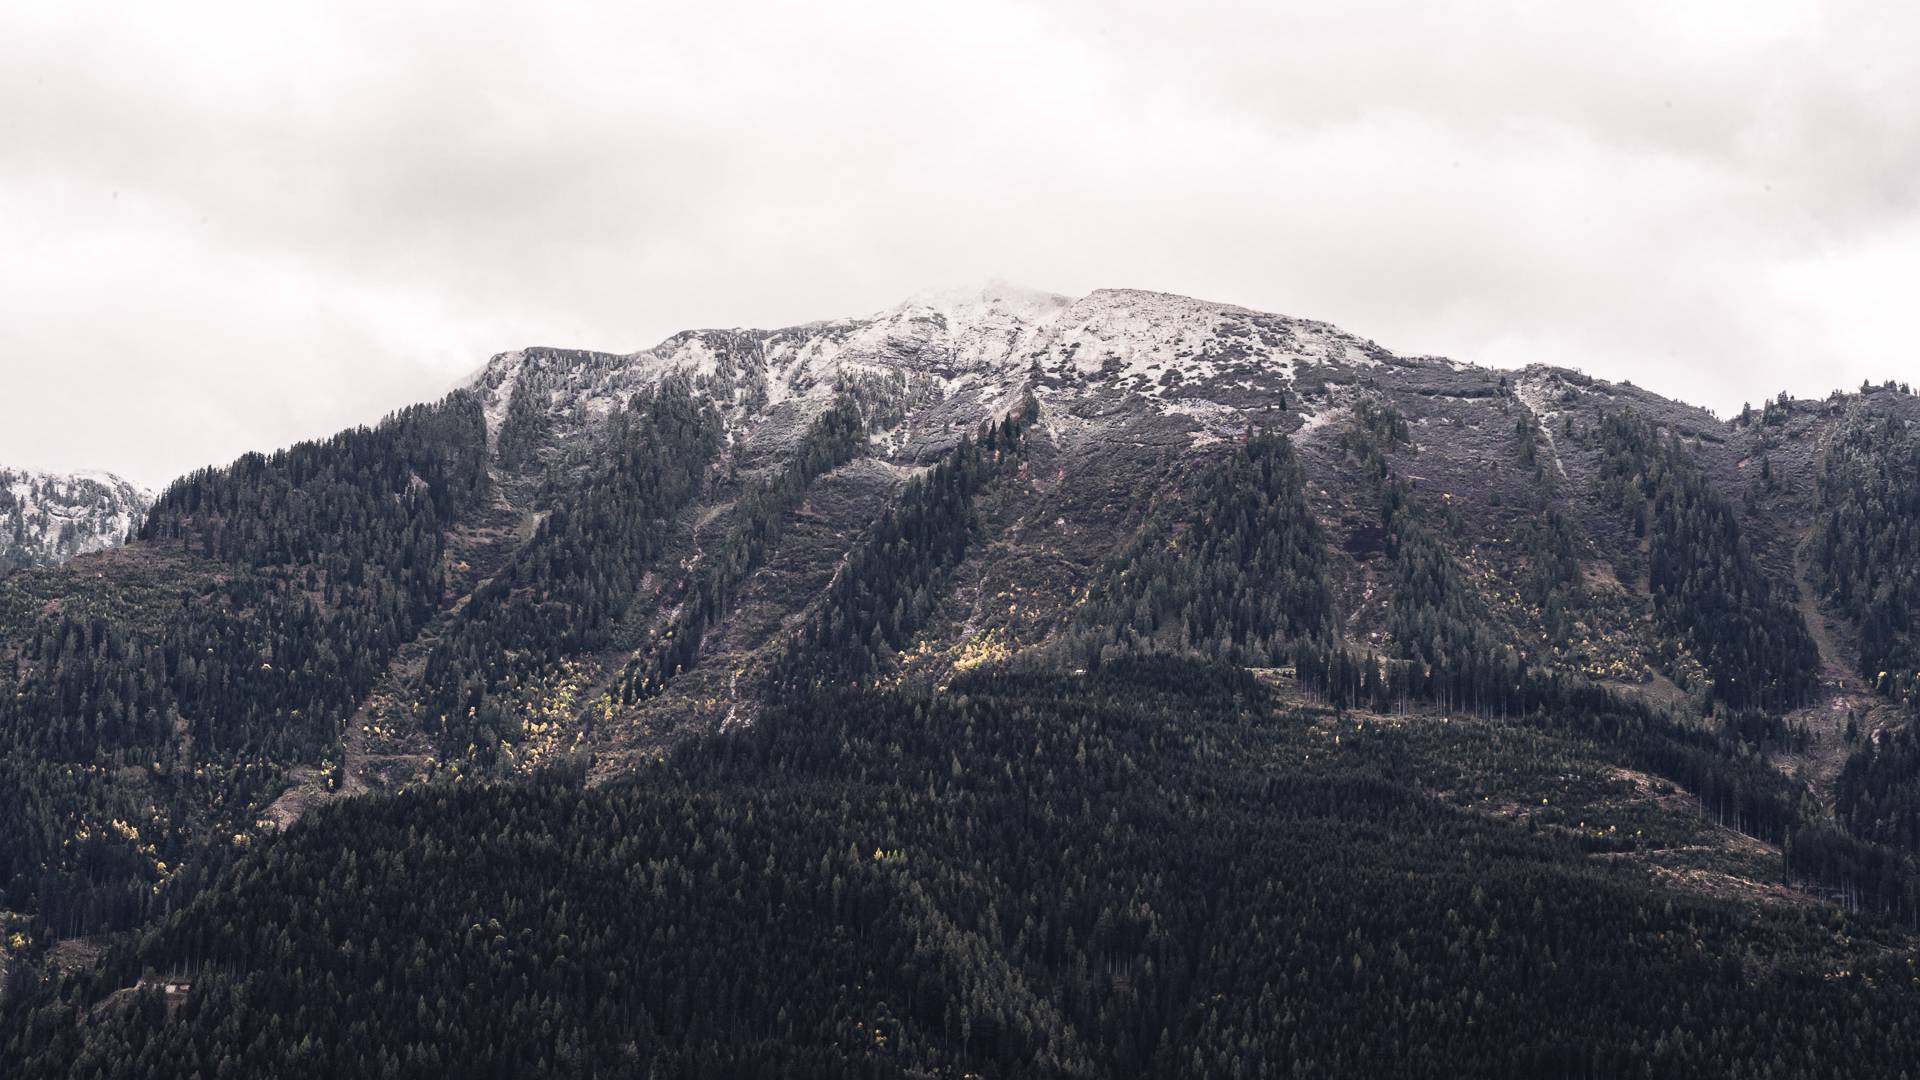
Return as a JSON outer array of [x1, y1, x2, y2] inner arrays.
[[263, 476, 545, 830], [1774, 530, 1887, 807]]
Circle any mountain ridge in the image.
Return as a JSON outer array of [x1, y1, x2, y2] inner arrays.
[[0, 466, 152, 572]]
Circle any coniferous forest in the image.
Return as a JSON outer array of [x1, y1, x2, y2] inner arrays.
[[11, 662, 1920, 1079], [1590, 412, 1820, 712], [1, 393, 488, 933], [1814, 407, 1920, 711], [1816, 403, 1920, 858]]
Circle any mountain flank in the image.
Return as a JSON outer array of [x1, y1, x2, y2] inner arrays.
[[4, 286, 1920, 1076]]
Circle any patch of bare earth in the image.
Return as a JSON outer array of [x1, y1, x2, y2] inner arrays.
[[1591, 767, 1814, 907], [1773, 528, 1895, 807]]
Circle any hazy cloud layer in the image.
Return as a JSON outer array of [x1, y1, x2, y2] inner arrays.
[[3, 0, 1916, 488]]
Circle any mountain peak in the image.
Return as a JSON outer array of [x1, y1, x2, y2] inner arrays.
[[886, 281, 1073, 322], [0, 466, 153, 570]]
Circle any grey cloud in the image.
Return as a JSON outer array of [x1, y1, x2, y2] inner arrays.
[[2, 0, 1915, 489]]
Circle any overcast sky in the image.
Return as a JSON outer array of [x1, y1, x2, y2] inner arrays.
[[4, 1, 1916, 489]]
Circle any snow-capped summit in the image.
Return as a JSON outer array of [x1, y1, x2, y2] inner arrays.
[[463, 284, 1412, 464], [1, 467, 153, 571]]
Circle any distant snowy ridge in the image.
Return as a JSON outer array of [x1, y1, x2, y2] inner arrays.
[[1, 467, 153, 570], [462, 283, 1413, 469]]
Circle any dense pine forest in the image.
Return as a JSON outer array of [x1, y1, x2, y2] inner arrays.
[[0, 393, 487, 933], [1814, 398, 1920, 860], [1589, 412, 1820, 712], [12, 661, 1920, 1080], [1073, 429, 1336, 665], [1813, 404, 1920, 711], [421, 377, 722, 760]]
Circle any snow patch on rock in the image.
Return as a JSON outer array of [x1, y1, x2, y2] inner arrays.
[[1513, 369, 1573, 481], [2, 467, 153, 569]]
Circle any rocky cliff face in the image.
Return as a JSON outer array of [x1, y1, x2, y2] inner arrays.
[[0, 467, 151, 571]]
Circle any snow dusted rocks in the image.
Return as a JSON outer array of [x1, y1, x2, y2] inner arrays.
[[460, 284, 1434, 476], [0, 467, 153, 570]]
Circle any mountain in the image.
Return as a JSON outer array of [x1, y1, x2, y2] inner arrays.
[[0, 467, 151, 571], [5, 285, 1920, 1076]]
